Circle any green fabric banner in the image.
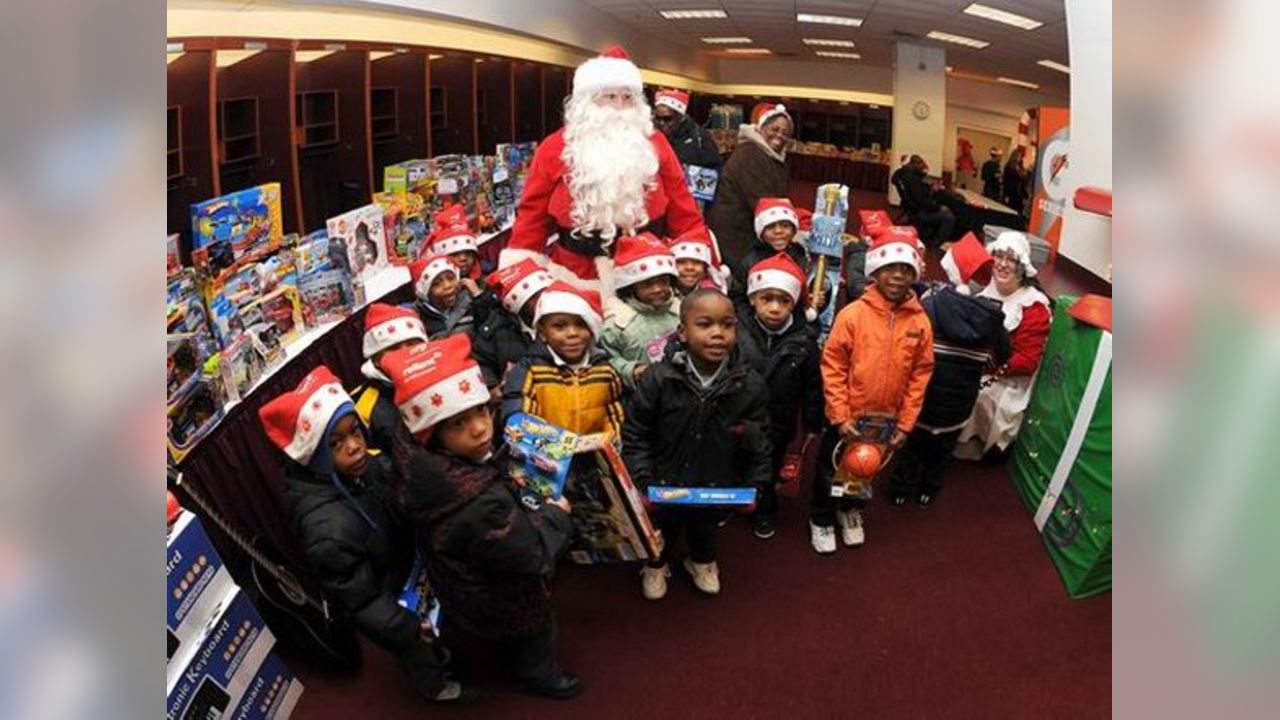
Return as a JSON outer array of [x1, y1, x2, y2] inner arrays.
[[1010, 296, 1113, 598]]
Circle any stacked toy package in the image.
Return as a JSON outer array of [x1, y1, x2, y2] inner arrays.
[[427, 155, 474, 224], [497, 141, 537, 201], [504, 413, 662, 564], [470, 155, 499, 233], [326, 204, 389, 278], [190, 183, 285, 263], [293, 230, 363, 328], [373, 191, 430, 263], [167, 509, 304, 719], [383, 159, 432, 197], [167, 271, 229, 462]]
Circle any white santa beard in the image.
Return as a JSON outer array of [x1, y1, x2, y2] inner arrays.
[[561, 97, 658, 241]]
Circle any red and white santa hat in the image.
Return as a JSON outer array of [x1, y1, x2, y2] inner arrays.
[[430, 223, 479, 257], [670, 227, 731, 291], [612, 232, 677, 289], [362, 303, 428, 359], [410, 255, 458, 300], [573, 45, 643, 95], [382, 335, 490, 437], [940, 232, 994, 294], [865, 227, 923, 278], [259, 366, 355, 465], [757, 103, 791, 128], [987, 230, 1038, 278], [754, 197, 800, 239], [487, 258, 555, 314], [534, 281, 604, 338], [654, 88, 690, 115], [858, 209, 893, 239], [747, 252, 806, 303]]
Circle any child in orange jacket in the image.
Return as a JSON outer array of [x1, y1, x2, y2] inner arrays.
[[809, 228, 935, 554]]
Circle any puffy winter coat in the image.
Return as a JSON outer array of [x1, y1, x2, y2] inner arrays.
[[622, 345, 773, 492], [351, 364, 403, 454], [472, 306, 537, 388], [501, 341, 625, 438], [821, 284, 935, 433], [666, 115, 724, 170], [598, 295, 680, 389], [707, 124, 790, 266], [734, 305, 825, 448], [916, 286, 1011, 432], [388, 440, 573, 639]]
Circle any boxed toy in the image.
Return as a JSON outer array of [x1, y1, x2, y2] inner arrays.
[[227, 651, 305, 720], [326, 204, 388, 278], [683, 164, 719, 203], [166, 586, 277, 720], [166, 510, 236, 671], [497, 141, 537, 201], [504, 413, 662, 564], [167, 368, 227, 463], [397, 553, 442, 639], [647, 486, 757, 507], [373, 191, 429, 263], [190, 183, 284, 260], [168, 233, 183, 277], [383, 159, 431, 196], [427, 154, 474, 222], [298, 268, 358, 327]]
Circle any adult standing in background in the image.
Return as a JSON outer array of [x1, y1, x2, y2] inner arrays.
[[1003, 146, 1031, 216], [706, 104, 793, 267], [981, 147, 1003, 201], [652, 89, 722, 171]]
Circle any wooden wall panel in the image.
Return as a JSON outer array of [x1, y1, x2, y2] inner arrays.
[[167, 50, 218, 256], [370, 52, 428, 190]]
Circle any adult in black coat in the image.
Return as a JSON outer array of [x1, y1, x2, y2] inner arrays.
[[981, 147, 1003, 201], [654, 105, 723, 171], [889, 285, 1011, 505], [897, 155, 956, 247], [1003, 147, 1031, 216]]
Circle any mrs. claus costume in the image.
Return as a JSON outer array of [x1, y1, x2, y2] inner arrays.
[[497, 46, 709, 311]]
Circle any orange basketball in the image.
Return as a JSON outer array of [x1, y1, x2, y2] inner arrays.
[[840, 442, 883, 478]]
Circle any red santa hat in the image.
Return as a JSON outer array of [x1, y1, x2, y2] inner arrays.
[[754, 197, 800, 239], [573, 45, 643, 95], [654, 88, 690, 115], [429, 223, 479, 257], [987, 230, 1038, 278], [382, 335, 490, 438], [612, 233, 677, 290], [410, 255, 458, 301], [865, 227, 922, 278], [858, 209, 893, 239], [757, 103, 791, 128], [747, 253, 806, 303], [362, 303, 428, 359], [940, 232, 993, 294], [670, 227, 731, 292], [487, 258, 555, 315], [258, 366, 355, 465], [534, 281, 604, 338]]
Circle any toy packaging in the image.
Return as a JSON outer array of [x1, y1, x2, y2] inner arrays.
[[807, 183, 850, 340], [373, 191, 429, 263], [397, 553, 442, 639], [220, 335, 267, 402], [190, 183, 284, 260], [427, 154, 474, 223], [683, 164, 719, 203], [647, 486, 757, 506], [167, 510, 236, 671], [166, 586, 276, 720], [228, 650, 305, 720], [504, 413, 662, 564], [497, 141, 537, 201], [298, 268, 358, 327], [167, 368, 228, 463], [326, 204, 389, 278], [383, 159, 431, 196], [168, 233, 183, 277]]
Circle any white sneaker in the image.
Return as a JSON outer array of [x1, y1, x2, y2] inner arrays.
[[682, 558, 721, 595], [640, 564, 670, 600], [809, 521, 837, 555], [836, 509, 865, 546]]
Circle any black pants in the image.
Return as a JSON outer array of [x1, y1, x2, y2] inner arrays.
[[808, 426, 867, 528], [752, 434, 790, 520], [914, 206, 957, 247], [648, 506, 718, 565], [497, 621, 562, 688], [890, 428, 961, 497], [396, 639, 454, 698]]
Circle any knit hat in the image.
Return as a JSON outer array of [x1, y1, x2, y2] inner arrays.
[[382, 335, 490, 437], [487, 259, 555, 314], [258, 366, 356, 466], [987, 230, 1038, 278], [654, 88, 690, 115], [757, 103, 791, 129], [362, 303, 429, 358], [612, 232, 677, 289], [754, 197, 799, 239], [940, 232, 993, 294], [410, 255, 458, 300], [430, 223, 479, 257], [534, 281, 604, 338], [670, 227, 731, 292], [747, 252, 806, 303], [865, 227, 922, 278], [573, 45, 642, 95], [858, 210, 893, 239]]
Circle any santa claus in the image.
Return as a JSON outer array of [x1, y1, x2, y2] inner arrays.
[[498, 46, 711, 309]]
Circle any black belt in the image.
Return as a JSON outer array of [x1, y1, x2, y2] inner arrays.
[[555, 219, 668, 258]]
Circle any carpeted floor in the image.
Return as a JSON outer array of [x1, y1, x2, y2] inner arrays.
[[289, 457, 1111, 719]]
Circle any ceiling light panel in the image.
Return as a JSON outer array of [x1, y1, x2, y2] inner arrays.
[[1037, 59, 1071, 73], [997, 76, 1040, 89], [926, 31, 990, 49], [797, 13, 863, 27], [660, 9, 728, 20], [702, 37, 752, 44], [815, 51, 862, 60], [963, 3, 1044, 30], [803, 38, 856, 47]]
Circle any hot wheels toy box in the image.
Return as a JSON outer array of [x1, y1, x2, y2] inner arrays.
[[190, 183, 284, 260], [167, 511, 236, 670], [167, 586, 277, 720]]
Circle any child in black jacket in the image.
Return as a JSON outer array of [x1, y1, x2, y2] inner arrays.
[[890, 236, 1011, 506], [352, 303, 429, 452], [260, 366, 469, 702], [471, 259, 554, 389], [623, 289, 773, 600], [735, 253, 825, 539], [381, 335, 581, 700]]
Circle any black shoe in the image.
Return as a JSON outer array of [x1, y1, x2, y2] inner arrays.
[[889, 492, 909, 507], [524, 672, 581, 700], [917, 492, 934, 508], [752, 516, 776, 539]]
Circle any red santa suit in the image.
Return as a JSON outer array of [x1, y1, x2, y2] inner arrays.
[[497, 46, 708, 301]]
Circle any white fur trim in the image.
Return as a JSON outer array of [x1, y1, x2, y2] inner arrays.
[[988, 230, 1037, 278], [363, 316, 428, 358], [978, 283, 1050, 332], [747, 267, 803, 302], [396, 366, 489, 435], [754, 205, 799, 239], [940, 250, 963, 288], [573, 56, 642, 94], [535, 287, 603, 338], [593, 255, 617, 307], [361, 359, 391, 384], [432, 233, 479, 256], [865, 241, 921, 277], [671, 241, 712, 264], [501, 268, 555, 314], [284, 382, 350, 465], [654, 93, 688, 115], [615, 254, 677, 289], [758, 104, 790, 129], [414, 256, 457, 300], [498, 247, 550, 270], [805, 306, 819, 322]]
